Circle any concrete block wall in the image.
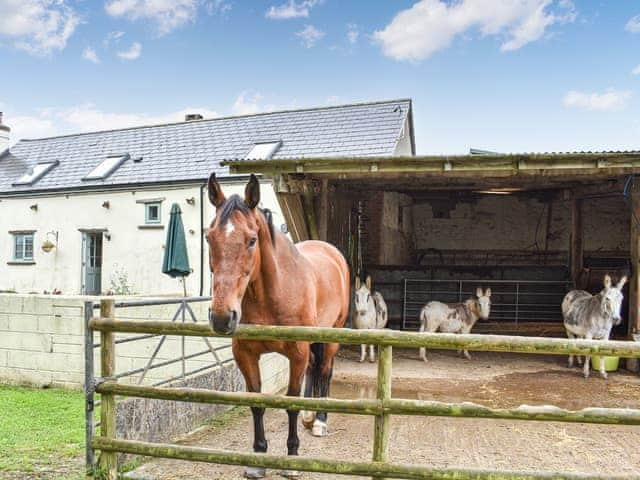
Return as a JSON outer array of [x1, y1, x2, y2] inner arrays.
[[0, 293, 289, 394]]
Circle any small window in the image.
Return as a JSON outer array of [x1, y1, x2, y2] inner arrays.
[[246, 141, 282, 160], [13, 162, 58, 186], [13, 233, 34, 261], [145, 202, 161, 224], [84, 154, 129, 180]]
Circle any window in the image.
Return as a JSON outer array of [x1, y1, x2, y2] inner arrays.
[[13, 233, 34, 261], [84, 154, 129, 180], [13, 162, 58, 186], [245, 141, 282, 160], [145, 202, 161, 224]]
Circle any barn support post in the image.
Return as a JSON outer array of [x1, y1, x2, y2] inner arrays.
[[318, 178, 329, 241], [570, 197, 583, 286], [372, 345, 392, 479], [303, 189, 320, 241], [99, 299, 118, 480], [630, 187, 640, 337]]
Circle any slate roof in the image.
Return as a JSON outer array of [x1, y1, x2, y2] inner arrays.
[[0, 99, 413, 195]]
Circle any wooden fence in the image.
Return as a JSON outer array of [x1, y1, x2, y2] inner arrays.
[[89, 298, 640, 480]]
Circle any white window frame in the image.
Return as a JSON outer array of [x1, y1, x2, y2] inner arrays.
[[13, 162, 58, 186], [145, 202, 162, 224], [84, 154, 129, 180], [245, 140, 282, 160], [13, 232, 35, 262]]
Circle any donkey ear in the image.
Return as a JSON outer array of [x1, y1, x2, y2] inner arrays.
[[365, 275, 372, 291], [603, 274, 612, 289], [476, 287, 483, 297], [485, 288, 491, 297], [244, 174, 260, 209], [355, 277, 361, 289], [617, 276, 628, 289], [208, 172, 226, 208]]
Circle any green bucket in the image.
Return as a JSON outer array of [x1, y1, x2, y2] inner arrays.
[[590, 355, 619, 372]]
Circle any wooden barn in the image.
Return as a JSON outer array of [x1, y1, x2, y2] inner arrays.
[[223, 152, 640, 338]]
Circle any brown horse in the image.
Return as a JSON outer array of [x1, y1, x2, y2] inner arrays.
[[206, 173, 350, 479]]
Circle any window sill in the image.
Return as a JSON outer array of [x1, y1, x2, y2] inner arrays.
[[138, 225, 164, 230], [7, 261, 36, 266]]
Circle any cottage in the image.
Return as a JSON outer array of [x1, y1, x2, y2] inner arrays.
[[0, 100, 414, 296]]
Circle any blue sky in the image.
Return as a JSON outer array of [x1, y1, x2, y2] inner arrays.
[[0, 0, 638, 154]]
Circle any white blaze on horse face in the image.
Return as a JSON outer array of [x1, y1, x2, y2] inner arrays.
[[225, 221, 235, 236]]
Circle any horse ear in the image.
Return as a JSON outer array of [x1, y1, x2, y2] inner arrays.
[[208, 173, 225, 208], [244, 174, 260, 209], [476, 287, 482, 297], [485, 288, 491, 297], [603, 274, 612, 289], [355, 277, 361, 289], [617, 276, 628, 289], [365, 275, 372, 291]]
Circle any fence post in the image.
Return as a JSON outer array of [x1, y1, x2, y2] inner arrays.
[[372, 344, 392, 479], [84, 301, 96, 475], [99, 299, 117, 480]]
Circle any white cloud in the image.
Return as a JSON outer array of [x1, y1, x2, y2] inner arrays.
[[205, 0, 232, 16], [266, 0, 321, 20], [296, 24, 324, 48], [626, 14, 640, 33], [373, 0, 576, 63], [563, 89, 632, 112], [103, 30, 125, 48], [117, 42, 142, 60], [105, 0, 198, 35], [633, 64, 640, 76], [82, 46, 100, 64], [347, 23, 359, 45], [3, 104, 220, 142], [0, 0, 80, 56], [231, 92, 264, 116]]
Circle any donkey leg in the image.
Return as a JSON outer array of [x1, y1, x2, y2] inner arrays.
[[566, 332, 575, 368], [369, 344, 376, 363], [419, 347, 427, 362], [599, 356, 608, 380], [234, 345, 267, 479], [463, 349, 472, 360], [359, 344, 366, 363], [313, 342, 338, 437], [583, 335, 592, 379]]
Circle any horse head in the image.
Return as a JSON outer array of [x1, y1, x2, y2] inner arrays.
[[354, 275, 373, 316], [205, 173, 273, 335], [601, 274, 627, 325]]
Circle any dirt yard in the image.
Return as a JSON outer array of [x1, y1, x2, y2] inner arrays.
[[127, 348, 640, 480]]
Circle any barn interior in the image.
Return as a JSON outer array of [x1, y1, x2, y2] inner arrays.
[[223, 152, 640, 338]]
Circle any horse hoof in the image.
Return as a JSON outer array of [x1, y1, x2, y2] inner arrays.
[[312, 419, 328, 437], [369, 357, 376, 363], [358, 358, 365, 363], [301, 411, 315, 430], [245, 467, 266, 479], [280, 470, 301, 479]]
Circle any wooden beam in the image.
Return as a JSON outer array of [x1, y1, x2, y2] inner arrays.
[[302, 189, 320, 240], [276, 193, 308, 243], [570, 197, 583, 285], [98, 299, 117, 480], [630, 188, 640, 337], [318, 178, 329, 241]]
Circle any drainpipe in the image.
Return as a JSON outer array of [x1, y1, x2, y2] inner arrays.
[[199, 182, 206, 297]]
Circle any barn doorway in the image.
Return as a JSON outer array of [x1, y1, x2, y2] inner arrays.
[[81, 232, 103, 295]]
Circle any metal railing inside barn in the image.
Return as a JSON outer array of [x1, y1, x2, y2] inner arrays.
[[88, 298, 640, 480], [402, 279, 573, 330], [83, 296, 232, 472]]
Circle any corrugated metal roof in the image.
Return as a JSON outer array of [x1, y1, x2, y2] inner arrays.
[[0, 99, 412, 194]]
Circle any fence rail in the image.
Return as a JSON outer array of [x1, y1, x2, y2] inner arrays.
[[88, 299, 640, 480]]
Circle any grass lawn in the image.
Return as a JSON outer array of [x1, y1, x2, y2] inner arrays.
[[0, 384, 86, 480]]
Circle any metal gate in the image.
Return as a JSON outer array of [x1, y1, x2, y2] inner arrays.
[[402, 279, 573, 330], [88, 298, 640, 480]]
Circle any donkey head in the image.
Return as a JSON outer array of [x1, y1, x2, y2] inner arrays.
[[354, 275, 373, 316], [206, 173, 271, 335], [475, 287, 492, 320], [601, 274, 627, 325]]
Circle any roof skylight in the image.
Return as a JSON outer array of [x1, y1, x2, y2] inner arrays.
[[246, 141, 282, 160], [84, 154, 130, 180], [13, 161, 58, 186]]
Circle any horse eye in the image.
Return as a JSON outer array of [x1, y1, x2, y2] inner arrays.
[[248, 237, 257, 248]]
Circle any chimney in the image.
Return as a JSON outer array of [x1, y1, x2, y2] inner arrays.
[[184, 113, 204, 122], [0, 112, 9, 153]]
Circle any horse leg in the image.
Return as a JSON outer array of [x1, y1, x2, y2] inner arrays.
[[369, 344, 376, 363], [301, 346, 318, 430], [312, 342, 338, 437], [359, 344, 366, 363], [280, 343, 309, 479], [234, 346, 267, 479]]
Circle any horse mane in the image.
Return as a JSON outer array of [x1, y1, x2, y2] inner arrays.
[[217, 194, 276, 247]]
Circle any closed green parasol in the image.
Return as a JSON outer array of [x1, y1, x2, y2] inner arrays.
[[162, 203, 191, 281]]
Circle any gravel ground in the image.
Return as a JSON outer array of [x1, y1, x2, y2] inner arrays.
[[127, 348, 640, 480]]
